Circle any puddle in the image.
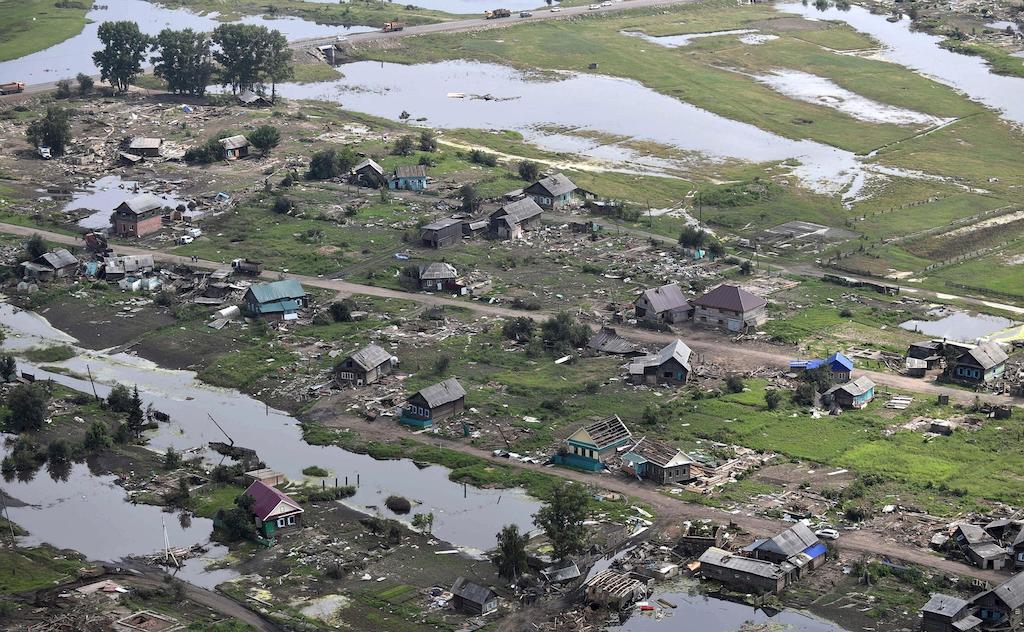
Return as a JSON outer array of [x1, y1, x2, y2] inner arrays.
[[900, 309, 1018, 342], [621, 28, 760, 48], [0, 0, 374, 85], [740, 33, 780, 45], [776, 2, 1024, 126], [985, 21, 1018, 31], [276, 60, 878, 197], [63, 175, 189, 230], [299, 594, 352, 622], [0, 304, 541, 557], [754, 69, 948, 126]]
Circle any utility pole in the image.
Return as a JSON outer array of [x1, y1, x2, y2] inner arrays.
[[86, 364, 99, 402]]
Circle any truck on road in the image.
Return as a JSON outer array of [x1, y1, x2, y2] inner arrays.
[[0, 81, 25, 95], [485, 8, 511, 18], [382, 21, 406, 32]]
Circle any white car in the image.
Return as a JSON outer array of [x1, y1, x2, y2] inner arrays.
[[177, 235, 194, 245], [588, 3, 600, 9], [550, 5, 561, 10], [601, 1, 612, 5], [815, 528, 840, 540]]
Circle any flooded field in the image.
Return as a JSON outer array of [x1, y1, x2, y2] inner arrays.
[[62, 175, 189, 230], [776, 2, 1024, 126], [0, 0, 373, 85], [1, 304, 541, 558], [900, 308, 1018, 342], [621, 28, 759, 48]]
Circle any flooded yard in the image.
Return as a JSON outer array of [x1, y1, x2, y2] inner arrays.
[[621, 28, 760, 48], [900, 308, 1018, 342], [62, 175, 189, 230]]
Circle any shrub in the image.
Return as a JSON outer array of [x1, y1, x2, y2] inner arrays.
[[468, 149, 498, 167], [303, 465, 329, 477], [76, 73, 94, 95], [392, 135, 415, 156], [271, 195, 294, 215], [55, 79, 73, 99], [302, 486, 355, 502], [385, 495, 412, 514], [517, 160, 539, 182], [725, 374, 745, 393], [83, 421, 112, 451], [501, 316, 534, 342], [307, 147, 356, 180], [247, 125, 280, 156], [764, 389, 782, 410], [329, 301, 352, 322], [418, 129, 437, 152]]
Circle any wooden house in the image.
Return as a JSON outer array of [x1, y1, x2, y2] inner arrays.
[[400, 378, 466, 428], [691, 284, 767, 332], [113, 194, 165, 238], [627, 339, 692, 386], [128, 137, 163, 158], [488, 198, 543, 240], [971, 572, 1024, 629], [584, 570, 646, 610], [450, 577, 498, 615], [243, 480, 303, 539], [21, 248, 79, 281], [621, 436, 694, 484], [335, 344, 397, 386], [242, 279, 308, 319], [634, 283, 690, 325], [824, 352, 854, 382], [698, 547, 786, 595], [952, 343, 1008, 384], [748, 523, 826, 574], [920, 594, 979, 632], [388, 164, 427, 191], [825, 376, 875, 409], [420, 217, 464, 249], [908, 340, 945, 370], [351, 158, 385, 188], [524, 173, 577, 210], [557, 415, 632, 471], [418, 262, 459, 292], [952, 524, 1009, 571], [219, 135, 250, 160]]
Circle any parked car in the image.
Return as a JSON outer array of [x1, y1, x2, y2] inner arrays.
[[815, 528, 840, 540], [37, 146, 51, 160], [177, 235, 194, 245], [588, 3, 600, 8], [550, 5, 561, 10], [520, 10, 532, 16], [601, 1, 612, 5]]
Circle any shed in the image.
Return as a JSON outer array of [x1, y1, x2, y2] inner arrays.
[[219, 135, 250, 160], [237, 89, 271, 106], [244, 468, 286, 487], [450, 577, 498, 615], [825, 376, 876, 409], [627, 339, 692, 386], [421, 217, 464, 249], [634, 283, 690, 324], [37, 248, 79, 277]]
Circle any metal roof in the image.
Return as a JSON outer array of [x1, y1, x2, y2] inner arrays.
[[353, 158, 383, 174], [38, 248, 78, 269], [129, 137, 162, 150], [985, 571, 1024, 609], [961, 342, 1009, 370], [415, 378, 466, 408], [526, 173, 576, 197], [754, 522, 820, 558], [826, 352, 854, 371], [243, 480, 302, 522], [394, 164, 427, 179], [922, 593, 970, 617], [219, 134, 249, 150], [492, 197, 543, 224], [637, 283, 688, 314], [422, 217, 463, 231], [585, 569, 645, 597], [625, 436, 693, 468], [451, 577, 496, 605], [348, 344, 393, 371], [628, 339, 692, 373], [825, 376, 875, 398], [248, 279, 306, 304], [970, 542, 1007, 560], [699, 547, 784, 579], [237, 89, 269, 104], [419, 262, 458, 280], [117, 194, 165, 215], [692, 284, 767, 313], [587, 327, 638, 355], [577, 415, 632, 450]]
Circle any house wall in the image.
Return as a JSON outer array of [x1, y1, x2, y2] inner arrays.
[[422, 225, 462, 248], [390, 176, 427, 191], [700, 563, 783, 595], [694, 304, 767, 331], [528, 191, 572, 210], [258, 512, 301, 538], [226, 146, 249, 160], [114, 214, 163, 238], [635, 359, 688, 386], [453, 596, 496, 616], [973, 592, 1021, 628], [921, 613, 961, 632], [649, 463, 691, 484], [401, 396, 465, 428], [954, 362, 1004, 383], [335, 360, 390, 386]]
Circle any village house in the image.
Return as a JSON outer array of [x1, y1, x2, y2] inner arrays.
[[923, 573, 1024, 632], [698, 547, 787, 595], [112, 194, 165, 238], [244, 468, 286, 488], [21, 248, 79, 281], [908, 340, 945, 371], [524, 173, 577, 210], [634, 283, 690, 325], [825, 376, 876, 410], [1013, 531, 1024, 570], [399, 377, 466, 428], [421, 217, 464, 249], [691, 284, 768, 332], [237, 89, 271, 107], [450, 578, 498, 615], [389, 164, 428, 191], [243, 480, 303, 540], [334, 344, 397, 386], [584, 569, 647, 610], [242, 279, 308, 319], [102, 254, 155, 281], [416, 262, 460, 292], [219, 135, 250, 160], [351, 158, 385, 188], [556, 415, 632, 471], [587, 327, 640, 356], [488, 198, 544, 240], [952, 524, 1009, 571], [127, 137, 163, 158], [921, 594, 979, 632], [627, 339, 692, 386], [790, 352, 854, 381], [621, 436, 695, 484], [952, 342, 1009, 384], [746, 522, 827, 581]]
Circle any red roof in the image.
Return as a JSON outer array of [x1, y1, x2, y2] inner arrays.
[[692, 284, 766, 313], [244, 480, 302, 521]]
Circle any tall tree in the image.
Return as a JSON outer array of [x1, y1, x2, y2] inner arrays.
[[151, 28, 213, 96], [5, 384, 49, 433], [494, 524, 529, 581], [125, 385, 145, 439], [261, 29, 292, 102], [92, 21, 150, 93], [247, 125, 280, 156], [25, 107, 71, 155], [25, 233, 48, 260], [533, 481, 590, 561], [212, 23, 266, 94]]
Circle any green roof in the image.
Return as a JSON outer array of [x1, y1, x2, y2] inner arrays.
[[249, 279, 305, 304]]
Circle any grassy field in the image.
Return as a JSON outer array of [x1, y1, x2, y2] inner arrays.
[[0, 0, 88, 63], [148, 0, 455, 24], [0, 544, 85, 594]]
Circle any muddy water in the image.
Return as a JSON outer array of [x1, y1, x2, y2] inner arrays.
[[302, 0, 554, 13], [276, 60, 869, 196], [621, 28, 759, 48], [776, 2, 1024, 126], [64, 175, 189, 230], [0, 304, 540, 556], [900, 309, 1018, 342], [0, 0, 374, 86]]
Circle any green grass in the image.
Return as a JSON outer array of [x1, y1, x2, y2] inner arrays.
[[290, 63, 344, 84], [940, 39, 1024, 78], [0, 545, 85, 594], [191, 483, 246, 519], [197, 341, 297, 391], [18, 345, 76, 363], [0, 0, 88, 63], [150, 0, 456, 23]]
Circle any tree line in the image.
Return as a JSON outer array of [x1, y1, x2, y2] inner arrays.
[[91, 21, 293, 98]]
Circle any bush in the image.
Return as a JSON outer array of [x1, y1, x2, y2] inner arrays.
[[76, 73, 94, 95], [764, 389, 782, 410], [392, 135, 414, 156], [55, 79, 73, 99], [164, 447, 182, 469], [247, 125, 280, 156], [183, 137, 227, 164], [329, 301, 352, 322], [517, 160, 539, 182], [302, 465, 329, 477], [84, 421, 112, 451], [540, 312, 590, 355], [793, 383, 818, 406], [725, 374, 745, 393], [501, 316, 534, 342], [385, 495, 412, 514], [303, 486, 356, 502], [468, 149, 498, 167], [271, 195, 294, 214], [839, 307, 853, 318], [418, 129, 437, 152], [307, 147, 356, 180]]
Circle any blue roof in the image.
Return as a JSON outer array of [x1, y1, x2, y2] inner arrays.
[[255, 298, 302, 314], [248, 279, 305, 304], [827, 352, 854, 371], [803, 541, 827, 559]]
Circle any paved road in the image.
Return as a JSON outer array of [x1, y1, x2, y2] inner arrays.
[[2, 222, 1018, 408]]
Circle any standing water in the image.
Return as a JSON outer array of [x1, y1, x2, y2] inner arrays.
[[63, 175, 188, 230]]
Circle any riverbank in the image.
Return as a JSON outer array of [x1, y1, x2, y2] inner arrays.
[[0, 0, 88, 63]]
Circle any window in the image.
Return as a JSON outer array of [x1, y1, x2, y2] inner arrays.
[[277, 518, 286, 528], [663, 371, 672, 378], [286, 515, 296, 526]]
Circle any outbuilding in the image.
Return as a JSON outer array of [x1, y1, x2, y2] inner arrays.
[[825, 376, 876, 409], [450, 577, 498, 615], [219, 135, 250, 160], [335, 344, 397, 386], [421, 217, 464, 249]]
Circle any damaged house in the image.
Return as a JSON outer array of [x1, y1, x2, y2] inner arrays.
[[219, 135, 250, 160], [450, 578, 498, 615], [421, 217, 464, 249], [417, 262, 459, 292], [556, 415, 632, 472], [825, 376, 876, 410], [746, 522, 827, 581], [699, 547, 787, 595], [127, 137, 163, 158], [634, 283, 690, 325], [351, 158, 385, 188], [621, 436, 695, 484], [952, 343, 1009, 384], [585, 569, 647, 610], [488, 198, 543, 240], [922, 572, 1024, 632], [335, 344, 398, 387], [952, 524, 1009, 571], [242, 279, 308, 320], [21, 248, 79, 281], [691, 284, 767, 332], [524, 173, 577, 210], [627, 339, 692, 386], [399, 378, 466, 429], [587, 327, 640, 356]]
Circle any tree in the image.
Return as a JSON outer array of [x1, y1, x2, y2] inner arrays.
[[5, 384, 49, 433], [501, 316, 534, 342], [494, 524, 529, 581], [212, 24, 265, 94], [540, 312, 591, 355], [92, 21, 151, 93], [678, 226, 708, 249], [184, 137, 227, 164], [706, 238, 726, 258], [84, 421, 113, 451], [248, 125, 280, 156], [151, 28, 213, 96], [764, 389, 782, 410], [307, 147, 357, 180], [26, 106, 72, 155], [329, 301, 352, 322], [725, 374, 745, 393], [25, 234, 48, 260], [76, 73, 94, 95], [534, 481, 590, 560], [392, 135, 415, 156], [412, 512, 434, 534], [740, 260, 753, 275], [125, 386, 145, 440], [107, 383, 132, 412], [164, 447, 182, 469], [55, 79, 73, 99], [418, 129, 437, 152], [0, 354, 16, 382], [517, 160, 540, 182], [261, 29, 293, 102], [459, 183, 480, 212]]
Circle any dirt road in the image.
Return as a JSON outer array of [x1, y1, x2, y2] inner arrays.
[[2, 222, 1018, 409]]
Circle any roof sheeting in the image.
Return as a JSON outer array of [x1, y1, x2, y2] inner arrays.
[[117, 194, 165, 215], [237, 89, 269, 104], [244, 480, 302, 522], [353, 158, 383, 175], [637, 283, 688, 314], [415, 378, 466, 408], [587, 327, 638, 355], [575, 415, 632, 450], [129, 137, 162, 150], [626, 437, 692, 468], [699, 547, 784, 579], [825, 376, 875, 398], [826, 352, 854, 371], [219, 135, 249, 150], [755, 522, 820, 558], [527, 173, 576, 197], [419, 262, 458, 280], [451, 577, 496, 605], [394, 164, 427, 179], [348, 344, 393, 371], [986, 571, 1024, 609], [422, 217, 463, 231], [692, 284, 767, 313], [39, 248, 78, 269], [629, 339, 692, 373], [248, 279, 306, 304], [961, 342, 1009, 370], [922, 593, 970, 617], [492, 197, 543, 224]]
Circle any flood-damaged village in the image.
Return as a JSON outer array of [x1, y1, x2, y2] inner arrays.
[[1, 0, 1024, 631]]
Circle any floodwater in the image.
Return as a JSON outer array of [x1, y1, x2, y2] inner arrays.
[[621, 28, 759, 48], [900, 309, 1018, 342], [63, 175, 188, 230], [754, 69, 948, 127], [610, 580, 850, 632], [0, 304, 540, 556], [0, 0, 374, 86], [303, 0, 555, 13], [776, 2, 1024, 126], [276, 60, 871, 196]]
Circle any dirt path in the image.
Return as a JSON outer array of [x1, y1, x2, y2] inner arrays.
[[2, 222, 1019, 409]]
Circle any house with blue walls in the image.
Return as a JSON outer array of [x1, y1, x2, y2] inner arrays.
[[953, 342, 1008, 385], [524, 173, 577, 210], [555, 415, 632, 471], [825, 376, 875, 409], [388, 165, 428, 191]]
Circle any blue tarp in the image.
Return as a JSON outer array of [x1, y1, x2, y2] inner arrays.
[[803, 542, 828, 559]]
